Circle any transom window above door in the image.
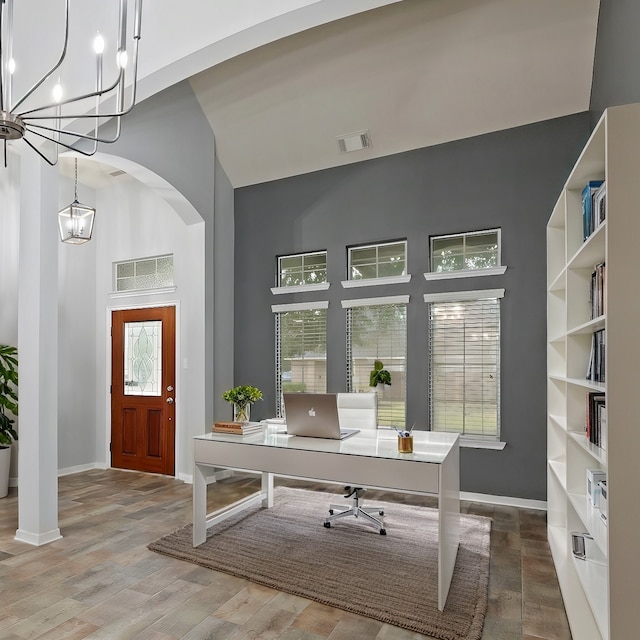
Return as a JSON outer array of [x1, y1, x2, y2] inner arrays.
[[113, 255, 174, 293]]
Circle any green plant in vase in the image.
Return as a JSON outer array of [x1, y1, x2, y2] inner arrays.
[[222, 385, 263, 422], [369, 360, 391, 388], [0, 345, 18, 446]]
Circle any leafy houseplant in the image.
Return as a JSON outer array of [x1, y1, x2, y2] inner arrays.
[[0, 345, 18, 446], [222, 385, 263, 422], [369, 359, 391, 388]]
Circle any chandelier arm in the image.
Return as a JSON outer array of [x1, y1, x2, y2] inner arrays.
[[17, 67, 124, 118], [25, 126, 98, 159], [0, 1, 5, 112], [21, 135, 58, 167], [11, 0, 70, 113], [25, 117, 123, 146]]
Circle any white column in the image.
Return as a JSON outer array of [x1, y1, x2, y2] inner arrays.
[[15, 151, 62, 546]]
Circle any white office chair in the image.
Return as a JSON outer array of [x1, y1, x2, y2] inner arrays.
[[323, 392, 386, 535]]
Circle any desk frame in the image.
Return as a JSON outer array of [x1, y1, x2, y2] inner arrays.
[[193, 430, 460, 610]]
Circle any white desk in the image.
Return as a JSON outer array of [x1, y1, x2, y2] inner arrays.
[[193, 427, 460, 610]]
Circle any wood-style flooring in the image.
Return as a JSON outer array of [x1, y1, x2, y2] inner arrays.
[[0, 469, 571, 639]]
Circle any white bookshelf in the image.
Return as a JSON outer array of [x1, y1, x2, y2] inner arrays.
[[547, 103, 640, 640]]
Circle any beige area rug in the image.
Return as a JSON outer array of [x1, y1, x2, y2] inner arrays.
[[148, 487, 490, 640]]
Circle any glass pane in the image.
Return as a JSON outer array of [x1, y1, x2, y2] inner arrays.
[[432, 237, 464, 272], [378, 243, 405, 260], [124, 321, 162, 396], [378, 259, 405, 277], [465, 250, 497, 270], [136, 259, 156, 276], [117, 277, 137, 292], [279, 256, 303, 286], [465, 232, 498, 251], [351, 264, 377, 280], [350, 247, 377, 265], [157, 256, 173, 275], [432, 254, 464, 272], [117, 262, 135, 278]]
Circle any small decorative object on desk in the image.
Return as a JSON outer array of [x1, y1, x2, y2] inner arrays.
[[393, 424, 414, 453], [213, 421, 263, 435], [222, 385, 263, 423]]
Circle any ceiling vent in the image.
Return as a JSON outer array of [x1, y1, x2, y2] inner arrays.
[[109, 169, 126, 177], [337, 130, 372, 153]]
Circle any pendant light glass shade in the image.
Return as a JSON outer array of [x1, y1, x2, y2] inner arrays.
[[58, 159, 95, 244]]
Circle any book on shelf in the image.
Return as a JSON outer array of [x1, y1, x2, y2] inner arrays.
[[586, 328, 606, 383], [599, 406, 607, 451], [581, 180, 604, 241], [589, 262, 606, 319], [593, 181, 607, 228], [585, 392, 606, 447], [212, 421, 263, 435]]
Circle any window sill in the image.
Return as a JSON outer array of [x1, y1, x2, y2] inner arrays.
[[110, 286, 177, 299], [460, 438, 506, 450], [341, 275, 411, 288], [423, 266, 507, 281], [271, 283, 330, 295]]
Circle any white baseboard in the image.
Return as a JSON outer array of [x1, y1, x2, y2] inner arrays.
[[14, 527, 63, 546], [460, 490, 547, 511], [58, 462, 103, 477]]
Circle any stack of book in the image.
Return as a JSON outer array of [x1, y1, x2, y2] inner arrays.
[[582, 180, 606, 241], [589, 262, 606, 319], [212, 421, 263, 435], [586, 328, 606, 383], [585, 392, 606, 449]]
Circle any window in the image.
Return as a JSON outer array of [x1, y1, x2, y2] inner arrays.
[[426, 289, 503, 439], [344, 296, 408, 428], [348, 241, 406, 280], [114, 255, 174, 292], [273, 302, 328, 417], [278, 251, 327, 287], [430, 229, 502, 274]]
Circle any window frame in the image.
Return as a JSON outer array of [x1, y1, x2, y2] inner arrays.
[[425, 229, 507, 281], [343, 295, 409, 428], [425, 288, 505, 447], [112, 254, 175, 294], [343, 240, 410, 288], [272, 300, 329, 417], [272, 250, 330, 294]]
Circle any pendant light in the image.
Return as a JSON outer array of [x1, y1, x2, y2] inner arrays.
[[58, 158, 95, 244]]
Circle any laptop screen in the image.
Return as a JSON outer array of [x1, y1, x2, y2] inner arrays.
[[283, 393, 359, 440]]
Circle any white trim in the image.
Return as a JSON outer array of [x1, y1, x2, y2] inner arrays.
[[271, 300, 329, 313], [460, 491, 547, 511], [460, 438, 507, 450], [423, 266, 507, 281], [110, 286, 177, 299], [423, 288, 505, 303], [271, 283, 330, 295], [341, 294, 410, 308], [14, 527, 63, 546], [58, 462, 102, 477], [341, 274, 411, 288]]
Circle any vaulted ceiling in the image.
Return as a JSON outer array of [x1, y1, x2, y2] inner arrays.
[[62, 0, 601, 189]]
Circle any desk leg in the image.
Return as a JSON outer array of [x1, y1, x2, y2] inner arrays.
[[261, 472, 274, 508], [437, 440, 460, 610], [193, 462, 207, 547]]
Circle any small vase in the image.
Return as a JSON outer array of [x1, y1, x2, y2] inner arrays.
[[234, 403, 250, 423]]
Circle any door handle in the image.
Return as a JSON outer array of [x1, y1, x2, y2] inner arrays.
[[167, 385, 174, 392], [166, 397, 174, 404]]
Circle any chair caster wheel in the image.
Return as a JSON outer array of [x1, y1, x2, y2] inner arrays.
[[328, 509, 334, 515], [379, 510, 384, 516], [324, 522, 331, 528], [380, 529, 387, 535]]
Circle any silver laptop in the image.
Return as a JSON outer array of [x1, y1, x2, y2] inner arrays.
[[283, 393, 360, 440]]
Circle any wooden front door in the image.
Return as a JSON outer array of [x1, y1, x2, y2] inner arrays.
[[111, 306, 176, 475]]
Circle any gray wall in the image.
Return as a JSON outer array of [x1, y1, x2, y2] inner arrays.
[[234, 113, 591, 500], [590, 0, 640, 119]]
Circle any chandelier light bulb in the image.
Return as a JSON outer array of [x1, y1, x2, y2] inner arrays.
[[93, 32, 105, 55], [52, 81, 63, 103], [7, 58, 15, 74], [117, 50, 128, 69]]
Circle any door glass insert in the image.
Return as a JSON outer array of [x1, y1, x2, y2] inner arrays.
[[124, 321, 162, 396]]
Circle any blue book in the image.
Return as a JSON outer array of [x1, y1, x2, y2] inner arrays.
[[582, 180, 604, 240]]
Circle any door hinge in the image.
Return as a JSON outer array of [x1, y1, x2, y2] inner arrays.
[[109, 442, 112, 452]]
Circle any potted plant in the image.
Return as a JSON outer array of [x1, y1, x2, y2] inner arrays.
[[222, 385, 263, 423], [0, 345, 18, 498], [369, 359, 391, 388]]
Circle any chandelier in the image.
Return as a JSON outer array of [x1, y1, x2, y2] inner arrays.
[[0, 0, 143, 167]]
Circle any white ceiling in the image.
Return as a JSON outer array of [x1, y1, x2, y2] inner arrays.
[[64, 0, 601, 189]]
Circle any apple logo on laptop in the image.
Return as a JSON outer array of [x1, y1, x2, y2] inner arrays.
[[308, 407, 316, 417]]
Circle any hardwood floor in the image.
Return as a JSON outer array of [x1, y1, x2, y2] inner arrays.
[[0, 470, 570, 639]]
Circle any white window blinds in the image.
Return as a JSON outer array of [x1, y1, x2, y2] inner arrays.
[[274, 304, 327, 417], [345, 301, 407, 428], [427, 291, 502, 438]]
